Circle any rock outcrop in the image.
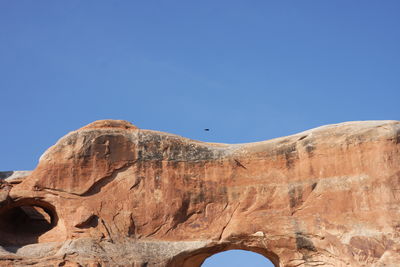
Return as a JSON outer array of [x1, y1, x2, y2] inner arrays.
[[0, 119, 399, 267]]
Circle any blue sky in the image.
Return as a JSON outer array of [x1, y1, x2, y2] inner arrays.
[[0, 1, 399, 265], [202, 250, 273, 267]]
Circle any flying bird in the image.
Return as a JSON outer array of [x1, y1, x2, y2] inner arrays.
[[204, 128, 210, 131]]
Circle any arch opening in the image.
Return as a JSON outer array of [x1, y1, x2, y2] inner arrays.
[[0, 199, 58, 247], [202, 249, 275, 267], [167, 244, 279, 267]]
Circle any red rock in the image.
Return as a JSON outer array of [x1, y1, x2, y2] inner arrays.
[[0, 119, 399, 266]]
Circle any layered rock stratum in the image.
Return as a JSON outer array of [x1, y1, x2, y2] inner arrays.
[[0, 119, 399, 267]]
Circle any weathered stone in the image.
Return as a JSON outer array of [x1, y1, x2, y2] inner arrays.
[[0, 119, 399, 266], [0, 171, 32, 183], [0, 180, 11, 206]]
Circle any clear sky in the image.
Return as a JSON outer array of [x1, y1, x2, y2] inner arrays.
[[202, 250, 273, 267], [0, 1, 399, 265]]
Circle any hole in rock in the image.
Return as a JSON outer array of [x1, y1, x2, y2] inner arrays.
[[0, 200, 57, 246], [202, 249, 275, 267]]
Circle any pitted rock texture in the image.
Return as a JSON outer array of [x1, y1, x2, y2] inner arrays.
[[0, 119, 399, 267]]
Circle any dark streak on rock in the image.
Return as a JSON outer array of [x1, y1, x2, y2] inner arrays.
[[295, 232, 317, 252], [302, 139, 316, 156], [171, 196, 191, 229], [234, 159, 247, 169], [289, 185, 303, 209], [275, 143, 298, 169]]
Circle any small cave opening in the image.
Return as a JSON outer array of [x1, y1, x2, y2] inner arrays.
[[0, 199, 57, 247]]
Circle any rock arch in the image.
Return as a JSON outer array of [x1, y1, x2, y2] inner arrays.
[[168, 243, 279, 267], [0, 119, 399, 266]]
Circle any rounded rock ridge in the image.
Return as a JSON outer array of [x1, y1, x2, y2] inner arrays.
[[79, 119, 138, 130], [0, 120, 399, 267]]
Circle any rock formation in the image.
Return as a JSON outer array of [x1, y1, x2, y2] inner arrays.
[[0, 119, 399, 267]]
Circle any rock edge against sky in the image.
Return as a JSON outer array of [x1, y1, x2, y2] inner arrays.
[[0, 120, 399, 267]]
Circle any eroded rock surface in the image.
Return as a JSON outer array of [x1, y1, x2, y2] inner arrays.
[[0, 120, 399, 266]]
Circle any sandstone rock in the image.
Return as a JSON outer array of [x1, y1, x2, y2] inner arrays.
[[0, 119, 399, 266], [0, 180, 11, 207], [0, 171, 32, 183]]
